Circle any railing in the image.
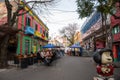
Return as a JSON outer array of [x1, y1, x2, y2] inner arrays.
[[25, 26, 34, 35]]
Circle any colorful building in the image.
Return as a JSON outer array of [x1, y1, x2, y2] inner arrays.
[[17, 2, 49, 55], [81, 11, 111, 52], [111, 2, 120, 62], [81, 11, 103, 51], [74, 31, 82, 46]]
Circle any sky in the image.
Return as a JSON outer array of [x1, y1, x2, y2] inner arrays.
[[38, 0, 86, 37], [0, 0, 86, 38], [1, 0, 86, 38]]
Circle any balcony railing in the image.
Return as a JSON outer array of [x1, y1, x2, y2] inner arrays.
[[25, 26, 34, 35]]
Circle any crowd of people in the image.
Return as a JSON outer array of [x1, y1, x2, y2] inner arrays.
[[36, 49, 65, 66], [66, 48, 82, 56], [14, 49, 65, 68]]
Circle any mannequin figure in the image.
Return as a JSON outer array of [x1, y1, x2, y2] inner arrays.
[[93, 48, 114, 80]]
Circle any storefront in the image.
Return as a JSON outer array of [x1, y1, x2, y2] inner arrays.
[[7, 35, 18, 60], [17, 24, 35, 54]]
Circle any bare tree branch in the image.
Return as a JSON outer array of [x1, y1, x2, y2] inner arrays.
[[17, 2, 36, 16], [5, 0, 12, 26], [23, 0, 55, 5], [59, 23, 78, 45]]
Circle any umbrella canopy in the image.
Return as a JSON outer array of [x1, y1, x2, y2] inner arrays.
[[70, 44, 81, 48], [42, 44, 55, 48]]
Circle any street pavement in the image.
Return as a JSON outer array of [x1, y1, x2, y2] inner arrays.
[[1, 55, 120, 80], [0, 56, 97, 80]]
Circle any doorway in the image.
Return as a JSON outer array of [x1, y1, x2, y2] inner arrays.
[[117, 45, 120, 61], [7, 36, 17, 60]]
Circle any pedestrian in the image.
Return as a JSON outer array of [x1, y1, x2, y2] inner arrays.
[[43, 50, 53, 66], [39, 50, 45, 62], [37, 50, 41, 64]]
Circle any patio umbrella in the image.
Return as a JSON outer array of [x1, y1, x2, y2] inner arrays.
[[70, 44, 82, 56], [42, 44, 55, 48]]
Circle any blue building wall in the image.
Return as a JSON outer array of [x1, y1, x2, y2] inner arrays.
[[81, 12, 101, 34]]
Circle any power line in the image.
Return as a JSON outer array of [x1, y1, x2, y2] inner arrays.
[[45, 8, 77, 13]]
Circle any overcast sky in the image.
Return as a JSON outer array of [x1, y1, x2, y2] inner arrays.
[[1, 0, 86, 37], [0, 0, 86, 38], [37, 0, 86, 37]]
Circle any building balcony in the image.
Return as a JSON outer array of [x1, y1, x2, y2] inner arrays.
[[34, 31, 48, 41], [25, 26, 34, 35], [113, 32, 120, 42], [34, 31, 42, 38]]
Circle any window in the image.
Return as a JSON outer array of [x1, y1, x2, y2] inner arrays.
[[112, 25, 120, 34], [43, 30, 45, 36], [45, 31, 48, 38], [46, 31, 48, 38], [35, 24, 38, 31], [40, 27, 42, 33], [114, 27, 117, 34], [26, 17, 31, 26]]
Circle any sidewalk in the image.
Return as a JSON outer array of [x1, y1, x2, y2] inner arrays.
[[113, 62, 120, 80], [0, 60, 17, 72], [85, 50, 120, 80], [0, 69, 7, 72]]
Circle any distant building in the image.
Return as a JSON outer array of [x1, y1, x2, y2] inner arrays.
[[49, 35, 69, 47], [74, 31, 82, 45], [62, 37, 69, 47], [81, 11, 102, 51], [81, 11, 111, 52]]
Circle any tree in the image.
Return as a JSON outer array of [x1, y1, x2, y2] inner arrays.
[[59, 23, 78, 46], [76, 0, 120, 49], [0, 0, 56, 68], [76, 0, 119, 19]]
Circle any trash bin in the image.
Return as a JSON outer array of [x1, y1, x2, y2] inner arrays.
[[14, 56, 19, 64], [33, 56, 37, 64], [21, 58, 28, 69], [28, 57, 33, 65]]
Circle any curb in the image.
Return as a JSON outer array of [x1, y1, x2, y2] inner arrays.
[[0, 69, 7, 72]]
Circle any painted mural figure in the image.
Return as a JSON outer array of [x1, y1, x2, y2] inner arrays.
[[93, 48, 114, 80]]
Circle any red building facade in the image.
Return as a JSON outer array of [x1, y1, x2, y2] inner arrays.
[[111, 2, 120, 62], [17, 3, 49, 55]]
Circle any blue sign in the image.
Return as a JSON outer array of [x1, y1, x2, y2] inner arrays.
[[25, 26, 34, 35]]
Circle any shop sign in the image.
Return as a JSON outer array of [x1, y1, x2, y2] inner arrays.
[[25, 26, 34, 35], [34, 31, 41, 38], [113, 33, 120, 41]]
